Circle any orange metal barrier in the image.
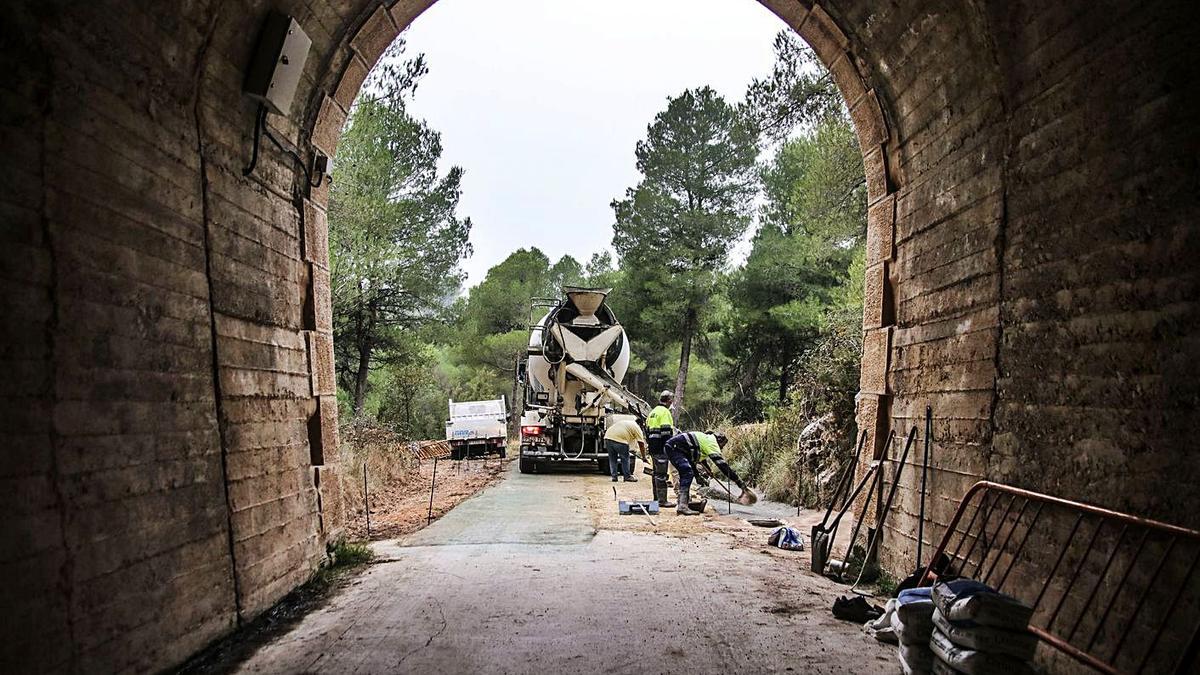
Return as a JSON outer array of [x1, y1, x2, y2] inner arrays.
[[920, 481, 1200, 674]]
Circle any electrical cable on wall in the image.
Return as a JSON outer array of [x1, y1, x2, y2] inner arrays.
[[242, 102, 325, 188]]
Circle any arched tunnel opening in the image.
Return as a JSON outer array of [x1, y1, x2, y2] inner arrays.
[[1, 0, 1197, 672]]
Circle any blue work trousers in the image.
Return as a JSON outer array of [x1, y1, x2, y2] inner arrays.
[[605, 439, 632, 479], [663, 438, 695, 494]]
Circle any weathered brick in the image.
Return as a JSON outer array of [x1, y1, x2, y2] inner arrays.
[[798, 4, 849, 67], [307, 330, 336, 397], [863, 261, 886, 329], [332, 54, 370, 112], [849, 89, 888, 148], [759, 0, 810, 29], [350, 5, 398, 65], [863, 145, 888, 202], [302, 200, 329, 269], [866, 193, 895, 264], [388, 0, 438, 32], [315, 464, 344, 537], [311, 265, 332, 333], [311, 95, 346, 158], [860, 327, 892, 395], [828, 53, 866, 108]]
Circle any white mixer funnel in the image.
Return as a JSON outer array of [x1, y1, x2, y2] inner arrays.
[[563, 286, 611, 323]]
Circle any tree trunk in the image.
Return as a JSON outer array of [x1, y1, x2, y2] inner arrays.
[[352, 340, 371, 414], [352, 307, 376, 415], [778, 361, 791, 405], [671, 307, 697, 418], [734, 346, 764, 420]]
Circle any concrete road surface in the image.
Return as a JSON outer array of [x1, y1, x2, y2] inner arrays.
[[236, 462, 893, 674]]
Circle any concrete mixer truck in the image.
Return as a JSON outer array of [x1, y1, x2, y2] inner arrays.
[[515, 287, 651, 474]]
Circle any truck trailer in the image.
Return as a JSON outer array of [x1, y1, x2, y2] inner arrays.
[[516, 287, 650, 473]]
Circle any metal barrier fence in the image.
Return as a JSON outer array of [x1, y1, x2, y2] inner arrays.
[[921, 481, 1200, 674]]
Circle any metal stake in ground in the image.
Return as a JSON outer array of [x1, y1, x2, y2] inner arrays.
[[363, 463, 370, 539], [918, 406, 932, 567], [427, 457, 439, 525]]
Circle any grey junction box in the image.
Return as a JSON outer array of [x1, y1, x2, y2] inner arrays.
[[243, 11, 311, 116]]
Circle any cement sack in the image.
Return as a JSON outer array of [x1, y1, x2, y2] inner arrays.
[[932, 579, 1033, 630], [898, 641, 935, 674], [931, 657, 962, 675], [865, 598, 899, 645], [929, 628, 1035, 675], [891, 609, 934, 645], [932, 608, 1038, 661], [896, 587, 936, 633]]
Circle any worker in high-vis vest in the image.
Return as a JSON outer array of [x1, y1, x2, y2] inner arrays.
[[645, 391, 676, 507], [663, 430, 756, 515]]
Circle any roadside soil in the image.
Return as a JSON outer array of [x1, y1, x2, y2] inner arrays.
[[344, 455, 510, 541]]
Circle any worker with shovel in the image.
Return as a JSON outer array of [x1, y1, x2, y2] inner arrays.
[[645, 391, 677, 507], [663, 430, 758, 515]]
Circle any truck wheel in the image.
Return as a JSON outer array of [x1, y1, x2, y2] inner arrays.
[[596, 458, 610, 474], [450, 446, 463, 461], [519, 456, 535, 474], [500, 447, 507, 459]]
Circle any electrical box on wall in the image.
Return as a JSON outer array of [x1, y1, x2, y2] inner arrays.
[[244, 11, 312, 116]]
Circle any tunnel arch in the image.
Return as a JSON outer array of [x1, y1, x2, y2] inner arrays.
[[299, 0, 1003, 571], [2, 0, 1197, 671]]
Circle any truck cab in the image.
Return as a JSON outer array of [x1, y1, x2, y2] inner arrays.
[[445, 397, 508, 460]]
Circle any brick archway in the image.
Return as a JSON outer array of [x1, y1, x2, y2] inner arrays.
[[2, 1, 1196, 671]]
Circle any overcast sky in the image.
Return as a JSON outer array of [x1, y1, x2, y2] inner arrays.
[[400, 0, 787, 287]]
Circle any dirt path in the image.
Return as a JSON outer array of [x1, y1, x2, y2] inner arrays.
[[235, 462, 894, 674], [344, 456, 510, 541]]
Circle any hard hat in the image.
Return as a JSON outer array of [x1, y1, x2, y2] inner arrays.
[[659, 390, 675, 403], [709, 431, 729, 448]]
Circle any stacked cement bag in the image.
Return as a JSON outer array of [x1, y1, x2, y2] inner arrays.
[[929, 579, 1037, 675], [891, 588, 936, 673]]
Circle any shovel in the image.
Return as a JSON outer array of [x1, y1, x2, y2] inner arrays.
[[810, 431, 867, 573]]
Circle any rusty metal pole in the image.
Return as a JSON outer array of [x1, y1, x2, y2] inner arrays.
[[918, 405, 931, 566], [427, 457, 439, 525], [363, 462, 370, 539]]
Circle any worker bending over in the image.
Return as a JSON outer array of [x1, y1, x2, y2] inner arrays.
[[663, 430, 757, 515], [645, 391, 676, 507], [603, 417, 645, 482]]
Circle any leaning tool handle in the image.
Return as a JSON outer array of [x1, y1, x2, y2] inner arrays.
[[850, 427, 919, 592], [824, 455, 882, 534], [819, 431, 868, 531]]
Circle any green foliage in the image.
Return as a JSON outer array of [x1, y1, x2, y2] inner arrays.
[[724, 99, 865, 420], [611, 86, 759, 411], [330, 39, 472, 415], [330, 30, 869, 503], [742, 31, 843, 143], [328, 541, 374, 567]]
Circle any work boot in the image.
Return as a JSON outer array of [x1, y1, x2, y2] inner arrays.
[[624, 475, 638, 482], [654, 484, 675, 508], [676, 488, 698, 516]]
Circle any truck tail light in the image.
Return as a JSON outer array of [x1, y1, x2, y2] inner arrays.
[[521, 425, 543, 438]]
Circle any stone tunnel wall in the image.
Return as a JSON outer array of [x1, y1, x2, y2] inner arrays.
[[0, 0, 1196, 672], [0, 0, 375, 671]]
